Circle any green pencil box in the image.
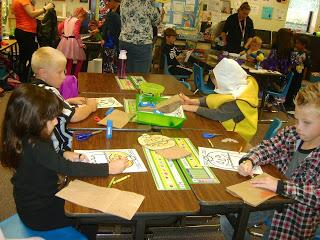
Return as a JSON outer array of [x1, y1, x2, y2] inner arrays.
[[135, 94, 186, 128]]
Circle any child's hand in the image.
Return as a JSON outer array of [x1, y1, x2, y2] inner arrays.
[[109, 159, 129, 174], [67, 97, 87, 105], [86, 98, 97, 112], [63, 151, 89, 162], [179, 93, 191, 104], [250, 175, 279, 193], [182, 104, 199, 112], [179, 93, 199, 105], [238, 160, 253, 177], [176, 54, 185, 63]]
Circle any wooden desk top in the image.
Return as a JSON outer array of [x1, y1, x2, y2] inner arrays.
[[78, 73, 193, 95], [0, 39, 17, 52], [66, 131, 200, 216], [68, 93, 225, 132], [161, 129, 294, 209]]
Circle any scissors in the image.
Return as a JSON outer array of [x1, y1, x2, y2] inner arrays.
[[202, 132, 222, 139], [75, 130, 103, 141]]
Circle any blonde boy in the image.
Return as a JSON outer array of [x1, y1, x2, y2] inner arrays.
[[220, 82, 320, 239], [31, 47, 97, 153]]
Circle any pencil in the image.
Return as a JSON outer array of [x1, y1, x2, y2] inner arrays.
[[107, 177, 115, 188], [238, 146, 243, 153], [208, 139, 214, 148], [227, 153, 235, 170], [112, 175, 131, 184]]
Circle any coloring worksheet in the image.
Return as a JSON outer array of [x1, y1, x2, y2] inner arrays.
[[198, 147, 263, 175], [74, 149, 147, 173], [95, 97, 123, 108]]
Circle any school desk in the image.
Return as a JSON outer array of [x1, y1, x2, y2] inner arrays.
[[77, 73, 193, 95], [67, 131, 200, 239], [162, 129, 295, 240], [67, 92, 226, 132], [67, 127, 293, 239]]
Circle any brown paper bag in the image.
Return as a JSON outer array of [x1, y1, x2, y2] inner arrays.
[[156, 146, 191, 159], [98, 109, 134, 128], [155, 95, 181, 113], [56, 180, 144, 220], [226, 173, 277, 207]]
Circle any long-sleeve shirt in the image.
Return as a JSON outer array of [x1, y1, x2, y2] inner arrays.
[[242, 126, 320, 239], [163, 43, 182, 68], [33, 79, 75, 152], [119, 0, 161, 44], [12, 139, 108, 220], [196, 97, 244, 123]]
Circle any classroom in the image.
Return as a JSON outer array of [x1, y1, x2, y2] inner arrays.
[[0, 0, 320, 239]]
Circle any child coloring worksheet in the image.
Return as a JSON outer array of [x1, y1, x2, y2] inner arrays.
[[198, 147, 263, 175], [74, 149, 147, 173]]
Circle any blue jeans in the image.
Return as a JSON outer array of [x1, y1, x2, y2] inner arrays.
[[119, 41, 152, 73], [220, 210, 274, 240]]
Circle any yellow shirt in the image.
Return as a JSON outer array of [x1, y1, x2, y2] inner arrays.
[[206, 76, 259, 142]]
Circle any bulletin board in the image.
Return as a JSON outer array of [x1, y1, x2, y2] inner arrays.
[[162, 0, 200, 28]]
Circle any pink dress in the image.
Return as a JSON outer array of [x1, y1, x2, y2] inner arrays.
[[57, 17, 86, 60]]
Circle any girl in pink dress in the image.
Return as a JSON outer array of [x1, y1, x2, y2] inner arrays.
[[57, 7, 87, 78]]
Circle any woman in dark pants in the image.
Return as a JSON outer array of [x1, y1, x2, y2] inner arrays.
[[221, 2, 254, 53], [12, 0, 54, 82]]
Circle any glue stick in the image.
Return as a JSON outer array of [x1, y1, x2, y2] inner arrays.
[[106, 120, 113, 139]]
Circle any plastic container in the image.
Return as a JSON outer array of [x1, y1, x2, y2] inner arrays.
[[139, 82, 165, 97], [117, 50, 127, 79], [135, 94, 186, 128]]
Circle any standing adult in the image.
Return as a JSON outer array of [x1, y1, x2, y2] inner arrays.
[[221, 2, 254, 53], [12, 0, 54, 82], [119, 0, 161, 73]]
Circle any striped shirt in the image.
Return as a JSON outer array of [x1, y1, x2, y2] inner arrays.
[[33, 79, 75, 153]]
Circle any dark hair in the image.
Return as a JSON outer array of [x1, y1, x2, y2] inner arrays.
[[238, 2, 251, 11], [274, 28, 293, 60], [295, 35, 309, 49], [164, 28, 177, 37], [1, 84, 63, 169]]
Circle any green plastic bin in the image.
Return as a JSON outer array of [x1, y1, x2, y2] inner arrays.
[[135, 94, 186, 128]]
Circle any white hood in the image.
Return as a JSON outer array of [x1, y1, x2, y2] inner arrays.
[[212, 58, 248, 98]]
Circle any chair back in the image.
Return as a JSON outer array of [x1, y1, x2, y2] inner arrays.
[[280, 72, 294, 97], [193, 63, 204, 90], [263, 118, 282, 140], [163, 55, 170, 75]]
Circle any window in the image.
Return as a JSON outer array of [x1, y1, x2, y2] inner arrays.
[[285, 0, 319, 32]]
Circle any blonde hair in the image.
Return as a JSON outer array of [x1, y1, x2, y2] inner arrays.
[[31, 47, 67, 74], [251, 36, 262, 45], [295, 82, 320, 111]]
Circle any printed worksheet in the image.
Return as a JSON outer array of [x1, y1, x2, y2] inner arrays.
[[95, 97, 123, 108], [74, 149, 147, 173], [198, 147, 263, 174]]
